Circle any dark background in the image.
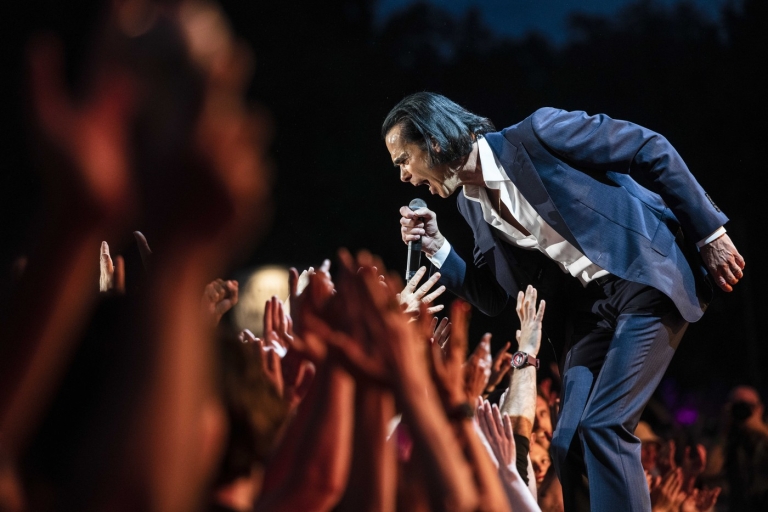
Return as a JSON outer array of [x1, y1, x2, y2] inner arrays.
[[2, 0, 766, 427]]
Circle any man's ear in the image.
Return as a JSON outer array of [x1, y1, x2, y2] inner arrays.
[[429, 136, 441, 154]]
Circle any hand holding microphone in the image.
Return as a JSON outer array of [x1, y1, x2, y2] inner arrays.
[[399, 200, 446, 257]]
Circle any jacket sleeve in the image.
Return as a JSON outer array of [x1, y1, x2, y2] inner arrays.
[[530, 107, 729, 242], [437, 200, 510, 317]]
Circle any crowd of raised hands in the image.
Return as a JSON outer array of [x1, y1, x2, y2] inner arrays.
[[88, 232, 556, 512], [644, 439, 721, 512], [4, 225, 727, 512], [208, 249, 547, 512]]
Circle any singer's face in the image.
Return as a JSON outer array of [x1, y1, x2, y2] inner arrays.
[[385, 124, 460, 198]]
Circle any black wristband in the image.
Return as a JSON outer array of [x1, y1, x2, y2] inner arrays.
[[446, 402, 475, 421]]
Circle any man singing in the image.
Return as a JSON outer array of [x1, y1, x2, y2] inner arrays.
[[383, 92, 744, 511]]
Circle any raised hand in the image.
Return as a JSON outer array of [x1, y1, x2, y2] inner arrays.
[[650, 468, 686, 512], [289, 260, 334, 332], [681, 444, 706, 493], [397, 266, 445, 316], [485, 341, 513, 396], [202, 278, 238, 325], [695, 486, 721, 512], [28, 35, 137, 221], [399, 205, 446, 256], [515, 285, 545, 356], [99, 241, 125, 293], [700, 234, 744, 292], [477, 400, 517, 470], [263, 296, 289, 356], [463, 334, 492, 401], [431, 316, 451, 348], [327, 249, 427, 385], [240, 329, 284, 397], [430, 300, 472, 409]]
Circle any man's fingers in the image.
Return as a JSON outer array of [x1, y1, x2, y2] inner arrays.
[[721, 265, 739, 285], [502, 413, 515, 441], [264, 299, 274, 333], [715, 270, 734, 292], [427, 304, 444, 314], [414, 272, 441, 297], [735, 252, 746, 269], [400, 205, 434, 220], [241, 329, 257, 343], [288, 267, 299, 298], [215, 299, 232, 317], [405, 266, 427, 291], [100, 241, 114, 271], [495, 341, 511, 360], [421, 285, 446, 305]]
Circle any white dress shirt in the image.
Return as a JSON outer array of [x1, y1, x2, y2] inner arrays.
[[428, 137, 725, 287]]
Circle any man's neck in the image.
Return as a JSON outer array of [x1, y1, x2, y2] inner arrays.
[[456, 140, 485, 187]]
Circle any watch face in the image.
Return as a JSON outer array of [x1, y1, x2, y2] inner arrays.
[[512, 352, 526, 367]]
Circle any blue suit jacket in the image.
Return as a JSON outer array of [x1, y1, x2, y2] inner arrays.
[[438, 108, 728, 323]]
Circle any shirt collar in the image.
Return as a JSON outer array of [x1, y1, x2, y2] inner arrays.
[[463, 136, 510, 201]]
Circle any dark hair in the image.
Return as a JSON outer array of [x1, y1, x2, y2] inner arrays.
[[381, 92, 495, 166]]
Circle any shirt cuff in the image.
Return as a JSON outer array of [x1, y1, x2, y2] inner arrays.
[[426, 240, 452, 269], [696, 227, 726, 248]]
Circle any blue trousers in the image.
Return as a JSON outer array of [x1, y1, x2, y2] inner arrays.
[[550, 277, 689, 512]]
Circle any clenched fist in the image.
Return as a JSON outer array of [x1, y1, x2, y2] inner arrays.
[[399, 205, 446, 257]]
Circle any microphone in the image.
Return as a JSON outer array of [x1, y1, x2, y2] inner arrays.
[[406, 198, 427, 281]]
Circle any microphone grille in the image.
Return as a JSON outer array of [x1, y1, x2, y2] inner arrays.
[[409, 198, 427, 211]]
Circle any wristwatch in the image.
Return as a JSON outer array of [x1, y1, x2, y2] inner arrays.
[[511, 351, 539, 369]]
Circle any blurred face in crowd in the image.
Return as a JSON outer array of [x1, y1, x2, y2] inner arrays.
[[640, 441, 660, 472], [534, 395, 553, 438], [385, 123, 461, 198], [729, 386, 764, 422], [530, 442, 552, 485]]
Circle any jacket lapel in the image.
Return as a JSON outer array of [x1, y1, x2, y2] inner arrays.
[[484, 131, 582, 252]]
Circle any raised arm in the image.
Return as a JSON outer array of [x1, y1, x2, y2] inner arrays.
[[499, 286, 545, 484]]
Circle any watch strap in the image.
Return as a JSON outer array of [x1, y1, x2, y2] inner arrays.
[[512, 351, 540, 369]]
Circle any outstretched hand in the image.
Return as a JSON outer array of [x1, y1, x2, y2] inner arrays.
[[431, 316, 451, 349], [515, 285, 545, 356], [397, 266, 445, 316], [700, 234, 745, 292], [463, 334, 492, 401], [429, 300, 472, 409], [485, 341, 513, 395], [650, 468, 687, 512], [476, 400, 517, 471]]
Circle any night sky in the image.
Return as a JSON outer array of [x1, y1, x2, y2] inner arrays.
[[376, 0, 731, 43]]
